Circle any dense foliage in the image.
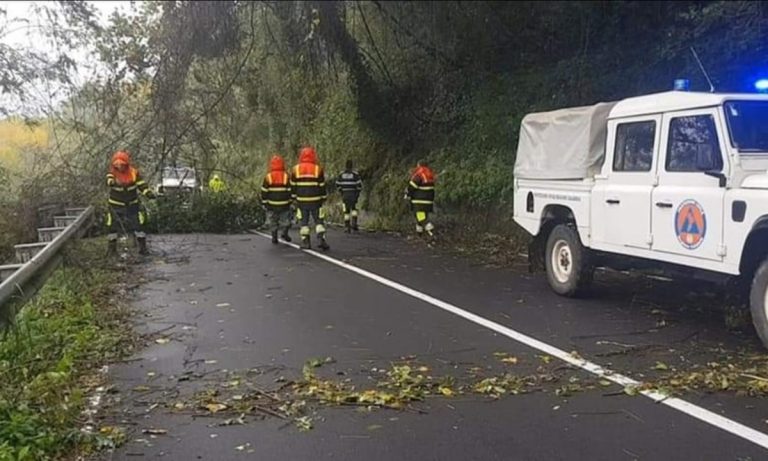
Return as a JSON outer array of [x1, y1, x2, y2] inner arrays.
[[1, 1, 767, 237]]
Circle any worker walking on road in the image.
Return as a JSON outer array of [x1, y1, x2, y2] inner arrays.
[[336, 159, 363, 233], [290, 146, 330, 250], [405, 160, 436, 240], [261, 155, 293, 244], [106, 150, 155, 256], [209, 174, 226, 193]]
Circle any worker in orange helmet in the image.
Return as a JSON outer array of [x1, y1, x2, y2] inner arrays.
[[260, 154, 293, 244], [290, 146, 329, 250], [106, 150, 155, 256], [405, 159, 436, 240]]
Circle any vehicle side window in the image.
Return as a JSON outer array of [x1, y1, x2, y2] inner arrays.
[[613, 121, 655, 172], [666, 115, 723, 172]]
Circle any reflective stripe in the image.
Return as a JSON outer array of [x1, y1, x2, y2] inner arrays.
[[268, 187, 291, 192], [105, 212, 112, 226], [296, 196, 324, 202], [266, 200, 292, 206], [294, 181, 321, 186], [411, 200, 434, 205], [416, 211, 427, 222], [261, 187, 270, 192], [319, 207, 326, 219], [139, 211, 146, 225], [416, 186, 434, 190], [108, 198, 139, 206]]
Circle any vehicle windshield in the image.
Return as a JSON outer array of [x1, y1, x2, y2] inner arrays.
[[162, 167, 196, 181], [724, 100, 768, 153]]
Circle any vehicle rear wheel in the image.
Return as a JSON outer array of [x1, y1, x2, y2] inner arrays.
[[544, 224, 593, 297], [748, 258, 768, 349]]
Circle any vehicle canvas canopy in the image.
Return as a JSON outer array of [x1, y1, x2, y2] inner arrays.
[[514, 102, 617, 180]]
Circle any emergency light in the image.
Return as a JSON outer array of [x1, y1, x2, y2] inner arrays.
[[755, 79, 768, 92], [673, 79, 691, 91]]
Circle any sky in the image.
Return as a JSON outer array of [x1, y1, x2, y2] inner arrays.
[[0, 1, 136, 115]]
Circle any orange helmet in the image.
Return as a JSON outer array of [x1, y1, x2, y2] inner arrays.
[[298, 146, 317, 164], [269, 155, 285, 172], [111, 150, 131, 168]]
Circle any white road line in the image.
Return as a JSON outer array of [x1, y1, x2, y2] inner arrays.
[[255, 231, 768, 450]]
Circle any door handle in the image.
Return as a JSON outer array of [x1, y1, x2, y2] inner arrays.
[[606, 199, 620, 205], [655, 201, 673, 209]]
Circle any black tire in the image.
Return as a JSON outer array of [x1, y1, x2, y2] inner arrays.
[[749, 258, 768, 349], [544, 224, 593, 297]]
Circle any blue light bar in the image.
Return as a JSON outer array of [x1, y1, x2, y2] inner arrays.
[[756, 79, 768, 92], [673, 79, 691, 91]]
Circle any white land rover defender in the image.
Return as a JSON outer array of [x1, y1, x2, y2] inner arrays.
[[513, 87, 768, 347]]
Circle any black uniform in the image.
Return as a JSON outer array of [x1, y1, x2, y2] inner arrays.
[[336, 169, 362, 232]]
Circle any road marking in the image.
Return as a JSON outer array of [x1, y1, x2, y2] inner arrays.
[[255, 231, 768, 450]]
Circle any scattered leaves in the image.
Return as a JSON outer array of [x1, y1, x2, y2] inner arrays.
[[205, 403, 228, 413], [295, 416, 313, 431]]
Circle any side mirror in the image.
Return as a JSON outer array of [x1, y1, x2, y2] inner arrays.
[[704, 170, 727, 188]]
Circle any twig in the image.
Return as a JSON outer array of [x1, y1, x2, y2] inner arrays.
[[741, 373, 768, 383], [250, 404, 287, 419]]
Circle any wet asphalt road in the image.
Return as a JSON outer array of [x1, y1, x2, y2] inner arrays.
[[98, 229, 768, 461]]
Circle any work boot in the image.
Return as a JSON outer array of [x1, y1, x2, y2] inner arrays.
[[107, 240, 117, 257], [281, 230, 292, 242], [318, 235, 330, 251], [137, 237, 149, 256], [271, 229, 279, 244], [301, 236, 311, 249]]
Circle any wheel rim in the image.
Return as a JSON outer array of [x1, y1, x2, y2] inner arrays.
[[551, 239, 573, 284], [764, 286, 768, 322]]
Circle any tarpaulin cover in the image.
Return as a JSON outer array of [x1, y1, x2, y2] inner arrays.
[[514, 102, 617, 179]]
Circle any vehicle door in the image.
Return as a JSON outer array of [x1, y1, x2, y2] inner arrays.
[[598, 116, 660, 249], [651, 108, 727, 261]]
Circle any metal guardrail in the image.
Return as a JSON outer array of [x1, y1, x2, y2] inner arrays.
[[0, 206, 94, 323]]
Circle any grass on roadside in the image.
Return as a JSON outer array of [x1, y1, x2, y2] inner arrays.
[[0, 239, 137, 461]]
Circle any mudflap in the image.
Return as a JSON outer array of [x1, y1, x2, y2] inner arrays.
[[528, 233, 546, 274]]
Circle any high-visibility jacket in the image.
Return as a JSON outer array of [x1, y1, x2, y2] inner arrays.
[[291, 163, 326, 208], [261, 170, 292, 211], [209, 175, 225, 193], [107, 168, 150, 207], [336, 169, 362, 203], [406, 166, 435, 212]]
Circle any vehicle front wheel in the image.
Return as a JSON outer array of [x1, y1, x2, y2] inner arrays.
[[748, 258, 768, 349], [544, 224, 593, 297]]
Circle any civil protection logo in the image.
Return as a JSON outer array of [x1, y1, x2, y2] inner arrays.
[[674, 199, 706, 250]]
